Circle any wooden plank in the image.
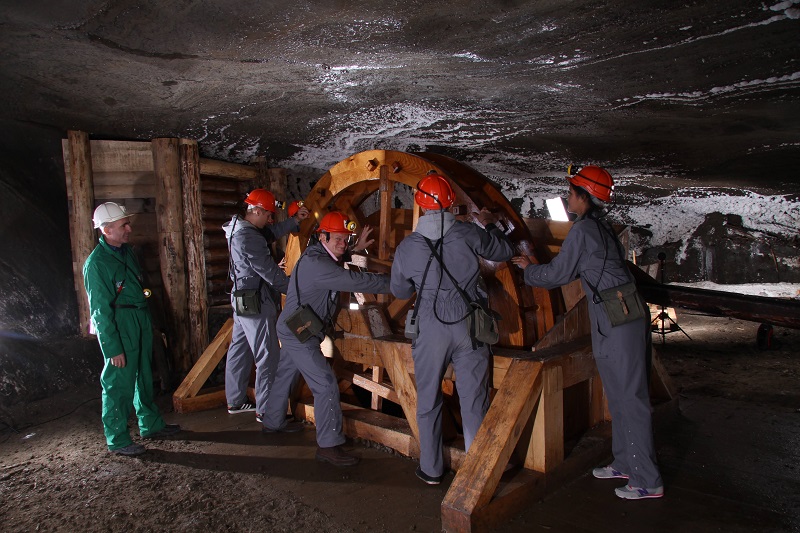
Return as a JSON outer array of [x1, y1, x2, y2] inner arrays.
[[527, 366, 564, 472], [441, 360, 543, 530], [200, 158, 258, 180], [386, 296, 412, 322], [64, 131, 95, 336], [649, 347, 678, 402], [375, 339, 421, 442], [88, 140, 154, 173], [371, 366, 385, 410], [152, 137, 190, 371], [172, 387, 227, 413], [180, 139, 209, 365], [172, 318, 233, 409], [378, 167, 393, 261], [295, 400, 420, 457], [337, 368, 399, 404], [632, 270, 800, 329]]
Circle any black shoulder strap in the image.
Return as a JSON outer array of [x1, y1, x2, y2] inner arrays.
[[423, 237, 475, 324], [409, 251, 436, 322], [583, 217, 632, 303]]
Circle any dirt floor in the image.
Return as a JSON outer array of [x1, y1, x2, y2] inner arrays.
[[1, 312, 799, 532]]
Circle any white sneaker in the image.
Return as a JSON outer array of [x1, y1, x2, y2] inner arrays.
[[615, 485, 664, 499], [592, 465, 629, 479]]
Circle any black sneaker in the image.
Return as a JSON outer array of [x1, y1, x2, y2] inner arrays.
[[415, 466, 443, 485], [142, 424, 181, 439], [256, 412, 263, 423], [227, 402, 256, 414], [110, 443, 146, 456]]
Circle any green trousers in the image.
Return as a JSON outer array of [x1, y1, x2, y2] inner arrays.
[[100, 309, 166, 450]]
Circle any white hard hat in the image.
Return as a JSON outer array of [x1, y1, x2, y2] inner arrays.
[[92, 202, 129, 229]]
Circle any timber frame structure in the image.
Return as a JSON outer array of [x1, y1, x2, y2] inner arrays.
[[173, 149, 678, 531], [62, 131, 285, 372]]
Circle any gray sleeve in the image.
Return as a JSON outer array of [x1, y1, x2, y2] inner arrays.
[[270, 217, 300, 240], [390, 246, 416, 299], [474, 223, 514, 262], [522, 224, 583, 290], [315, 258, 390, 295], [240, 230, 290, 293]]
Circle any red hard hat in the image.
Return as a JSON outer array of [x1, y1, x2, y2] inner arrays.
[[244, 189, 277, 213], [414, 174, 455, 210], [566, 166, 614, 203], [317, 211, 357, 233], [287, 200, 304, 217]]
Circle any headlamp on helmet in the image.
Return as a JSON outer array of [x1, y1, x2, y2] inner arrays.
[[316, 211, 357, 234], [244, 189, 278, 213]]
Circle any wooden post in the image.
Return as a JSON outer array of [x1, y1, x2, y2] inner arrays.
[[179, 139, 208, 364], [527, 365, 564, 472], [152, 138, 190, 371], [65, 130, 95, 336]]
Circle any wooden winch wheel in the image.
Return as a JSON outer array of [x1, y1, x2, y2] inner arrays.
[[283, 149, 561, 348]]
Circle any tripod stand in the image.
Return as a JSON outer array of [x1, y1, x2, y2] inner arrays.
[[651, 252, 691, 344]]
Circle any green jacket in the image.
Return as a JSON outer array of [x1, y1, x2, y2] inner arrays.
[[83, 236, 150, 359]]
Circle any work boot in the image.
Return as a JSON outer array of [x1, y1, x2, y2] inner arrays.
[[315, 445, 360, 467], [141, 424, 182, 439], [110, 443, 146, 456], [415, 466, 443, 485], [261, 420, 305, 433]]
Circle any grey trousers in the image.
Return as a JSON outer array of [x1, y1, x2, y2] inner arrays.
[[224, 300, 280, 415], [594, 317, 663, 488], [262, 335, 345, 448], [413, 319, 491, 477]]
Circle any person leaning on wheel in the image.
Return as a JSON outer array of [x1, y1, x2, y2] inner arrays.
[[83, 202, 181, 457], [262, 211, 390, 467], [390, 174, 514, 485], [511, 165, 664, 500]]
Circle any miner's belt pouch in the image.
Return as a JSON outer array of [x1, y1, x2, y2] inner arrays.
[[404, 312, 419, 340], [233, 288, 261, 317], [468, 302, 500, 345], [598, 281, 647, 327], [285, 304, 324, 343]]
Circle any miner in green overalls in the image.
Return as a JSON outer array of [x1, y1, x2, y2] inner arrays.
[[83, 202, 180, 456]]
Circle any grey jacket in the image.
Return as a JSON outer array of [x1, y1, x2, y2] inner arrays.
[[223, 215, 298, 294], [521, 214, 630, 295], [277, 241, 390, 341], [391, 212, 514, 322]]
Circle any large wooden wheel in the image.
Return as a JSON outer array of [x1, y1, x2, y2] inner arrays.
[[284, 149, 560, 347]]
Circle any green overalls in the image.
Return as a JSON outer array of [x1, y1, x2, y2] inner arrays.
[[83, 236, 166, 450]]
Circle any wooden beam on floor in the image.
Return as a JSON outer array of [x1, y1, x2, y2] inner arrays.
[[173, 319, 233, 413]]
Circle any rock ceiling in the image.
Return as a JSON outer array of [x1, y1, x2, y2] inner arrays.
[[1, 1, 799, 202]]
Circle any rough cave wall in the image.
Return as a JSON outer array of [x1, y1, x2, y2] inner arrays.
[[0, 121, 99, 412]]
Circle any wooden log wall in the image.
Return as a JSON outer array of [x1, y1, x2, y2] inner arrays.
[[63, 131, 288, 371]]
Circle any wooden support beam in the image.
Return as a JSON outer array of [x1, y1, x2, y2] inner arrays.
[[200, 158, 259, 181], [152, 137, 191, 371], [172, 319, 233, 413], [180, 139, 208, 365], [441, 359, 543, 532], [337, 368, 399, 405], [629, 262, 800, 329], [64, 131, 95, 336], [527, 365, 564, 472], [375, 339, 420, 443], [371, 366, 385, 410]]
